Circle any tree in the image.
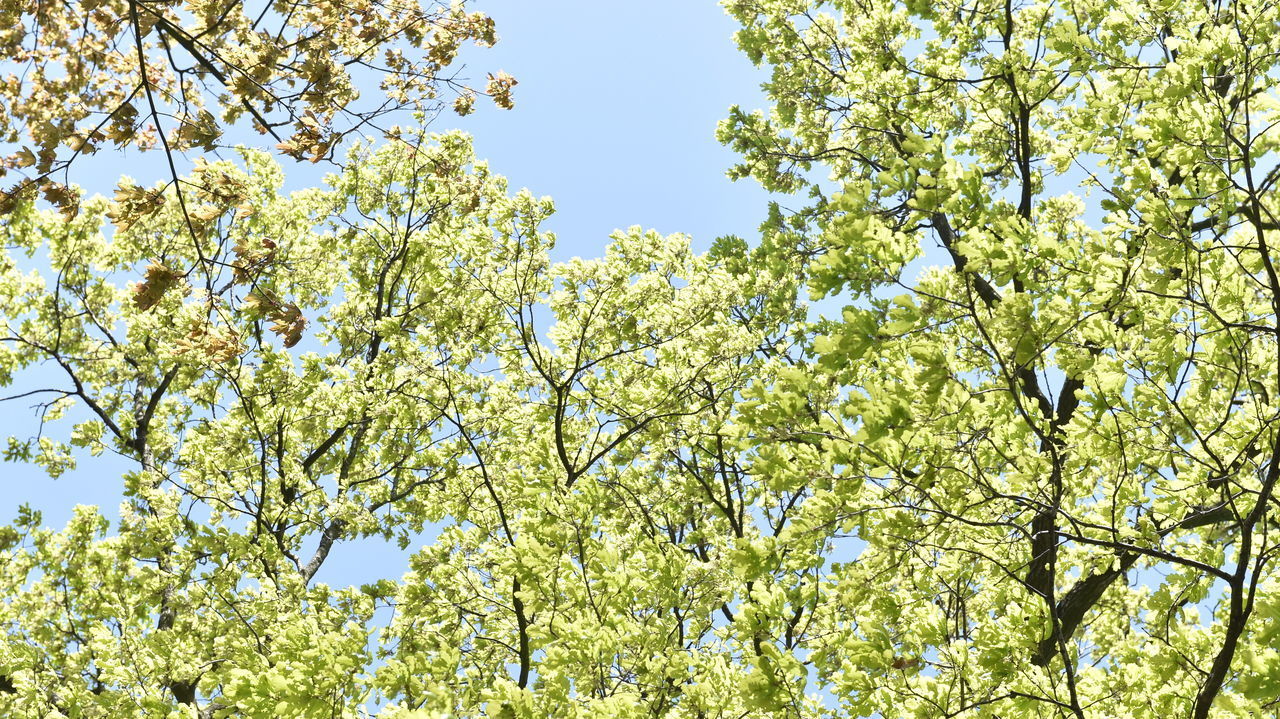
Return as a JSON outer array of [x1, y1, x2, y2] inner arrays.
[[719, 0, 1280, 716], [0, 129, 804, 716], [10, 0, 1280, 717], [0, 0, 513, 218]]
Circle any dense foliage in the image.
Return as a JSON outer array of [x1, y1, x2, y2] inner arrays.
[[2, 0, 1280, 717], [0, 0, 512, 215], [720, 0, 1280, 715]]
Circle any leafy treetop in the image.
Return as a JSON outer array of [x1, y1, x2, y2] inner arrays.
[[718, 0, 1280, 716], [0, 131, 806, 718], [0, 0, 513, 219]]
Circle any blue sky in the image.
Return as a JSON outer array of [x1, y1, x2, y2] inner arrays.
[[449, 0, 779, 257], [2, 1, 786, 577]]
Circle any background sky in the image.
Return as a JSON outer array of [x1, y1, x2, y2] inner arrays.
[[450, 0, 780, 257], [2, 1, 790, 586]]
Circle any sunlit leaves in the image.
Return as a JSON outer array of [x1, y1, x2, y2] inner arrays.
[[720, 0, 1280, 716], [0, 130, 805, 717], [0, 0, 513, 221]]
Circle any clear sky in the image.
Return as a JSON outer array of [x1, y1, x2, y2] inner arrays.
[[2, 1, 787, 583], [450, 0, 779, 257]]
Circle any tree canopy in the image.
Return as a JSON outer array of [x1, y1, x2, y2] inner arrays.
[[0, 0, 512, 216], [3, 0, 1280, 718], [720, 0, 1280, 715]]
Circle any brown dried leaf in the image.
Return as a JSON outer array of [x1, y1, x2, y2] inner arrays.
[[268, 302, 306, 348], [486, 71, 517, 110], [41, 182, 80, 220], [175, 109, 221, 152], [10, 147, 35, 169], [133, 263, 182, 311], [108, 183, 166, 232]]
